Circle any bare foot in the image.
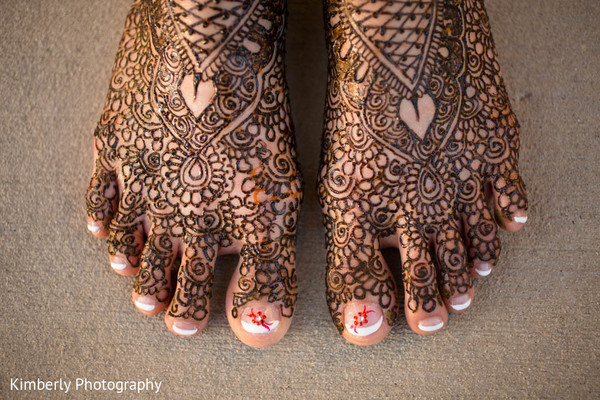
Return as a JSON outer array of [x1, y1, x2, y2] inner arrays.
[[319, 0, 527, 345], [86, 0, 302, 348]]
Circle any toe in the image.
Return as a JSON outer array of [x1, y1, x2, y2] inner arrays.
[[164, 234, 218, 337], [342, 301, 390, 345], [434, 223, 473, 314], [399, 225, 448, 335], [446, 288, 475, 313], [325, 217, 398, 345], [132, 222, 179, 315], [107, 219, 145, 276], [226, 236, 297, 348], [461, 196, 500, 279], [488, 171, 528, 232], [86, 163, 118, 238]]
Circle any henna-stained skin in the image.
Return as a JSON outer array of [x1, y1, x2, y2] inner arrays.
[[86, 0, 302, 326], [319, 0, 527, 333]]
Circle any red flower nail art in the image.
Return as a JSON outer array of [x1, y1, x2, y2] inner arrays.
[[351, 305, 374, 334], [247, 309, 273, 331]]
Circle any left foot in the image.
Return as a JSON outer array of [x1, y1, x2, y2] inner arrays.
[[86, 0, 302, 347], [319, 0, 527, 345]]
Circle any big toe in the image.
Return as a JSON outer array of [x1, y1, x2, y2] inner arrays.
[[229, 302, 289, 348], [342, 302, 390, 346]]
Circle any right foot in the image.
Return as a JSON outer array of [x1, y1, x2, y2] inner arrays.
[[86, 0, 302, 348], [319, 0, 527, 345]]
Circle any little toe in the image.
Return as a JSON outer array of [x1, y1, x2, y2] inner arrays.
[[86, 164, 118, 238], [488, 172, 528, 232]]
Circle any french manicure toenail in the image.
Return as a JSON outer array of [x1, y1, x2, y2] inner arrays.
[[172, 322, 198, 336], [450, 295, 472, 311], [418, 317, 444, 332], [111, 261, 127, 270], [88, 224, 101, 233], [344, 304, 383, 336], [514, 216, 528, 224], [475, 263, 492, 276], [240, 307, 279, 334], [134, 299, 155, 312]]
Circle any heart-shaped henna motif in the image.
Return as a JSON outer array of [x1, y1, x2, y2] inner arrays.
[[399, 94, 435, 140], [180, 73, 216, 118], [338, 0, 465, 160]]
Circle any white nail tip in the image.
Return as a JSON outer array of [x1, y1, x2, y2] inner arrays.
[[514, 216, 528, 224], [345, 315, 384, 337], [172, 325, 198, 336], [475, 267, 492, 276], [450, 298, 472, 311], [241, 319, 279, 334], [111, 262, 127, 271], [418, 320, 444, 332], [134, 300, 155, 312], [88, 224, 101, 233]]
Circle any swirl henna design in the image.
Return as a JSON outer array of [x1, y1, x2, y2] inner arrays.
[[86, 0, 302, 339], [319, 0, 527, 337]]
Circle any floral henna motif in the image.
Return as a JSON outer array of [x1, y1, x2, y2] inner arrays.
[[247, 308, 274, 331], [350, 305, 374, 334], [86, 0, 302, 323], [319, 0, 527, 332]]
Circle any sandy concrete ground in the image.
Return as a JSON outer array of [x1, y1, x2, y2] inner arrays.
[[0, 0, 598, 398]]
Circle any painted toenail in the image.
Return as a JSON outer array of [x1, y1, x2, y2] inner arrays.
[[475, 262, 492, 276], [344, 303, 383, 336], [172, 322, 199, 336], [88, 224, 101, 233], [134, 298, 156, 312], [418, 317, 444, 332], [513, 216, 528, 224], [111, 260, 127, 270], [240, 306, 279, 334], [450, 295, 472, 311]]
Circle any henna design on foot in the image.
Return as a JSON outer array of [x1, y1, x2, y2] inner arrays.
[[319, 0, 527, 336], [86, 0, 302, 341]]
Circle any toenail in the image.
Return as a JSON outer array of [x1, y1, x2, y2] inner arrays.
[[475, 262, 492, 276], [240, 306, 279, 334], [418, 317, 444, 332], [344, 303, 383, 337], [513, 215, 528, 224], [88, 223, 101, 233], [172, 322, 199, 336], [111, 260, 127, 271], [134, 298, 156, 312], [449, 294, 472, 311]]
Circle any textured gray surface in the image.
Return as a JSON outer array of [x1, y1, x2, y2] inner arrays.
[[0, 0, 599, 399]]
